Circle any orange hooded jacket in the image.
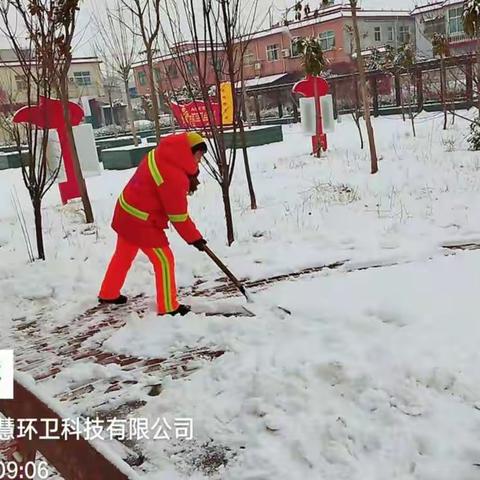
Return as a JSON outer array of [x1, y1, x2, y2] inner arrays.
[[111, 133, 203, 248]]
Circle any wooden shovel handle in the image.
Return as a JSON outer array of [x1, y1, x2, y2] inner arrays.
[[203, 245, 249, 300]]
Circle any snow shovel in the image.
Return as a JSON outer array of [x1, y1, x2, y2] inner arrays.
[[203, 246, 291, 316], [203, 245, 251, 301]]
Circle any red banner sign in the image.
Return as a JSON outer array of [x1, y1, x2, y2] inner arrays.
[[170, 100, 221, 129]]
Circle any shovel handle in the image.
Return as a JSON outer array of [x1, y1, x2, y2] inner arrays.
[[203, 245, 249, 300]]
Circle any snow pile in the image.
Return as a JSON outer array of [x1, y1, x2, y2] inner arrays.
[[135, 253, 480, 479]]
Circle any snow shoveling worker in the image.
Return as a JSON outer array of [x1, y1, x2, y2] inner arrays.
[[98, 132, 208, 316]]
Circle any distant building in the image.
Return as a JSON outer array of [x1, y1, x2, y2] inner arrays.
[[241, 3, 413, 79], [132, 2, 413, 105], [0, 50, 105, 126], [412, 0, 474, 58]]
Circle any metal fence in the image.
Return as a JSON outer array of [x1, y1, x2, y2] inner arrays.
[[243, 53, 479, 125]]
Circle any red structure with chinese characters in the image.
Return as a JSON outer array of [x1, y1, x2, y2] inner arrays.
[[170, 100, 222, 129]]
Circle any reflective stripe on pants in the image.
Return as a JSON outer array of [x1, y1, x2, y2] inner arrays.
[[99, 236, 179, 314]]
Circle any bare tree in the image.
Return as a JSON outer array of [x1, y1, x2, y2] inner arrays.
[[160, 0, 260, 244], [235, 35, 257, 210], [102, 70, 120, 128], [53, 0, 95, 224], [349, 0, 378, 174], [383, 44, 419, 137], [121, 0, 162, 140], [93, 0, 139, 145], [398, 44, 419, 137], [432, 33, 450, 130], [349, 77, 364, 149], [0, 0, 67, 259], [464, 0, 480, 116]]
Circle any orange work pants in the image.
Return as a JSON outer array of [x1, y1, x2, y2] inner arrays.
[[99, 236, 179, 314]]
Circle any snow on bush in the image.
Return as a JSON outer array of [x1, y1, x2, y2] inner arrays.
[[467, 118, 480, 151], [94, 124, 124, 138], [134, 119, 154, 131]]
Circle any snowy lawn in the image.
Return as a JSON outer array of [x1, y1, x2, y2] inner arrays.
[[1, 111, 480, 478]]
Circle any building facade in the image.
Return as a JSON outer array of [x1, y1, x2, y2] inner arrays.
[[412, 0, 475, 58], [132, 3, 414, 101], [0, 51, 107, 127], [134, 44, 221, 95], [241, 5, 413, 79], [0, 52, 105, 106]]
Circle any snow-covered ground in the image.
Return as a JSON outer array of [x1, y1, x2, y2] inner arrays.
[[2, 111, 480, 478]]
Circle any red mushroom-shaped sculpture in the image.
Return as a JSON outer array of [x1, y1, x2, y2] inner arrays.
[[292, 75, 329, 154], [13, 96, 85, 204]]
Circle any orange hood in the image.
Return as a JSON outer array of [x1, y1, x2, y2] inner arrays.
[[157, 133, 199, 176]]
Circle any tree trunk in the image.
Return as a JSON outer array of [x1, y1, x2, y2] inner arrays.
[[292, 94, 299, 123], [353, 112, 364, 149], [33, 198, 45, 261], [222, 181, 235, 246], [124, 77, 139, 147], [371, 76, 379, 117], [146, 50, 161, 140], [108, 90, 116, 130], [314, 77, 321, 157], [400, 80, 406, 122], [59, 79, 95, 224], [407, 78, 416, 137], [241, 69, 251, 129], [253, 95, 261, 124], [416, 68, 424, 113], [476, 35, 480, 118], [466, 59, 474, 107], [351, 3, 378, 174], [394, 72, 401, 107], [394, 71, 406, 121], [440, 57, 447, 130], [238, 119, 257, 210]]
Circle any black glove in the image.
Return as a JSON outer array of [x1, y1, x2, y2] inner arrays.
[[192, 238, 207, 251], [188, 173, 200, 195]]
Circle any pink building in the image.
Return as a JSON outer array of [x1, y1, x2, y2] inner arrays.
[[132, 2, 413, 113], [134, 43, 222, 96], [243, 3, 413, 78]]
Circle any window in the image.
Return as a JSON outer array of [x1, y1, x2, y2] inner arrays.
[[186, 60, 196, 74], [319, 30, 335, 51], [266, 44, 279, 61], [15, 75, 27, 91], [448, 6, 464, 36], [291, 37, 303, 57], [154, 68, 161, 81], [374, 26, 381, 42], [243, 51, 255, 66], [73, 71, 92, 86], [424, 15, 446, 39], [137, 71, 147, 86], [167, 63, 178, 79], [398, 25, 410, 44], [387, 26, 394, 41]]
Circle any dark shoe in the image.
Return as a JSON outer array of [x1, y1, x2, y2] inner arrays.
[[98, 294, 128, 305], [159, 304, 191, 316]]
